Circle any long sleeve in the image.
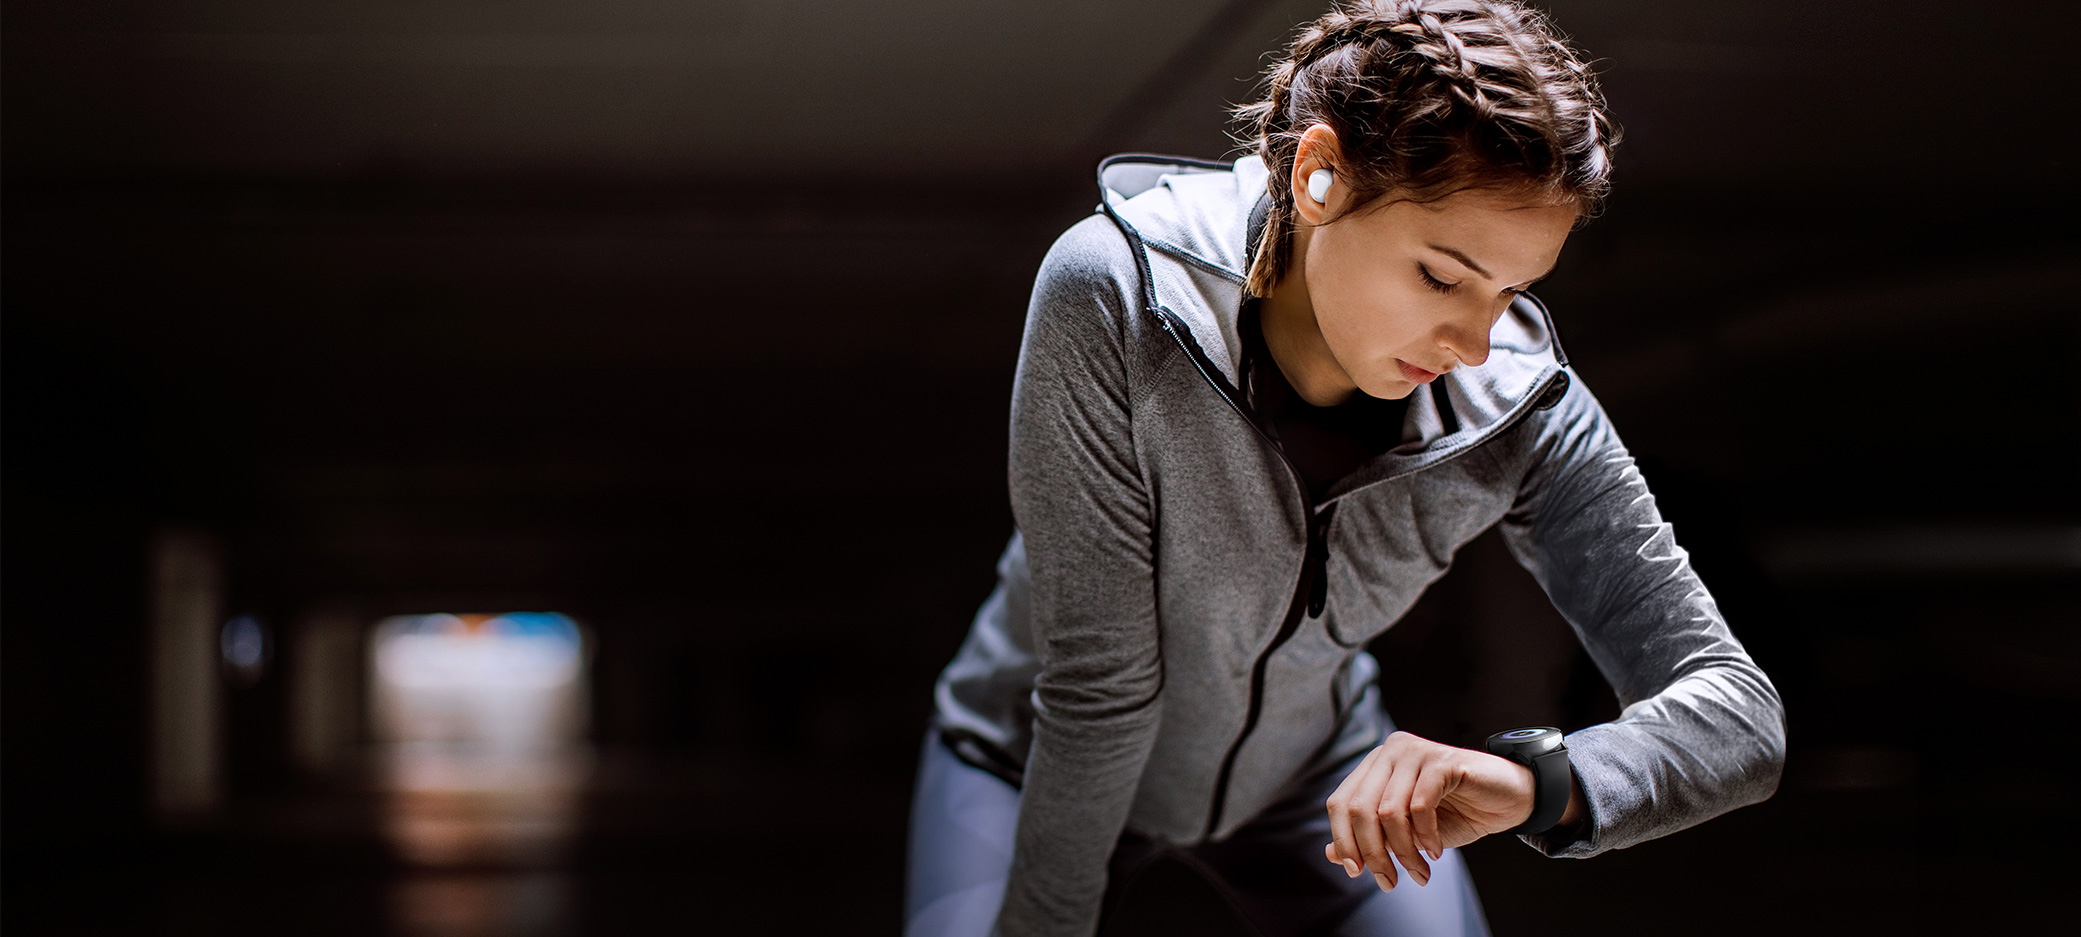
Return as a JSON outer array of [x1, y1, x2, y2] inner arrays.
[[1496, 374, 1787, 858], [992, 219, 1165, 937]]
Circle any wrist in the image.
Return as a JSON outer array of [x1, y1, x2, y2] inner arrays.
[[1484, 727, 1570, 836], [1548, 769, 1589, 842], [1504, 759, 1539, 830]]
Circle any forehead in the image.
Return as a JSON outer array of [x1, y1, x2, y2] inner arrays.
[[1354, 187, 1577, 265]]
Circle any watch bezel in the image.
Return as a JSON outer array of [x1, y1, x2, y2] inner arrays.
[[1485, 726, 1565, 760]]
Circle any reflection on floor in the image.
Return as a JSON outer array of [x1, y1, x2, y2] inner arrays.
[[380, 743, 591, 870], [380, 743, 591, 936], [390, 872, 572, 937]]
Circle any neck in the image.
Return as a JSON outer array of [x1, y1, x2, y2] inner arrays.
[[1258, 230, 1358, 407]]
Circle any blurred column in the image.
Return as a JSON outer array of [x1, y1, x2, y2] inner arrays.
[[149, 529, 224, 819], [290, 608, 365, 775]]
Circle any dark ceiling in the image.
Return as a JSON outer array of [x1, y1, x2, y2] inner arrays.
[[8, 0, 2075, 187]]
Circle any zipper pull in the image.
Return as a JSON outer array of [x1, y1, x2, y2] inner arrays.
[[1305, 503, 1337, 619], [1306, 561, 1328, 619]]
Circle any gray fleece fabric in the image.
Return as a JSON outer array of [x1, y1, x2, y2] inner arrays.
[[929, 154, 1786, 937]]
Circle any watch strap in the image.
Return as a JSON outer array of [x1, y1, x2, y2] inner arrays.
[[1508, 747, 1571, 836]]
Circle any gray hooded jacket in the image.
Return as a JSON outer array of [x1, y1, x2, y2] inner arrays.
[[930, 153, 1786, 937]]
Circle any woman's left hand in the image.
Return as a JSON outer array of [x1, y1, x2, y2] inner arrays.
[[1322, 729, 1576, 893]]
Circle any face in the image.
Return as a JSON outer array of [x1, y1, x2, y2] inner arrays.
[[1298, 181, 1577, 400]]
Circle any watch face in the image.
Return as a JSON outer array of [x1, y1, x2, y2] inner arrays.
[[1486, 727, 1564, 755]]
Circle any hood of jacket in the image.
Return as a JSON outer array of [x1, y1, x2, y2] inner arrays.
[[1096, 152, 1571, 448]]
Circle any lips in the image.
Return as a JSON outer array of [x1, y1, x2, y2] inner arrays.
[[1396, 359, 1443, 384]]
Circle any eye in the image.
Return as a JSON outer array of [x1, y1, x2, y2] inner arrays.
[[1417, 265, 1460, 295]]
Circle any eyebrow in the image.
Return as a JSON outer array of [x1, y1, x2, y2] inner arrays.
[[1426, 243, 1558, 287]]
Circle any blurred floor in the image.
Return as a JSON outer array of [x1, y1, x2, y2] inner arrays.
[[7, 562, 2071, 936], [6, 743, 912, 936]]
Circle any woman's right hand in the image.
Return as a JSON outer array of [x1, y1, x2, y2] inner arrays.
[[1321, 730, 1545, 893]]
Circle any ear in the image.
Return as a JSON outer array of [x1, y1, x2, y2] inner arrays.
[[1290, 123, 1345, 226]]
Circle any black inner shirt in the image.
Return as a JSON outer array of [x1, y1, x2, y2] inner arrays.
[[1237, 294, 1409, 505]]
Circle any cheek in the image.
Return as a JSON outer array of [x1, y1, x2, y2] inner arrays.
[[1310, 265, 1429, 374]]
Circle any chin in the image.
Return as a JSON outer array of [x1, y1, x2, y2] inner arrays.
[[1358, 374, 1418, 401]]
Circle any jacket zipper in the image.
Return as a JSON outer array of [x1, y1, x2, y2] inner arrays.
[[1153, 308, 1338, 839], [1204, 500, 1335, 838]]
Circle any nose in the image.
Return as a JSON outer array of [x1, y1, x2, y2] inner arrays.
[[1435, 307, 1492, 369]]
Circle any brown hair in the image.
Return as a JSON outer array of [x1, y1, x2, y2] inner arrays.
[[1231, 0, 1620, 298]]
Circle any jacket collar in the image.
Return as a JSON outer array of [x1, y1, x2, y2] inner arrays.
[[1096, 152, 1571, 465]]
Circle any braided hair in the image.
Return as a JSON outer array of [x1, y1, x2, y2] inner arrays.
[[1230, 0, 1620, 298]]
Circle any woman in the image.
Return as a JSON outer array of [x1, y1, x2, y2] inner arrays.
[[907, 2, 1786, 935]]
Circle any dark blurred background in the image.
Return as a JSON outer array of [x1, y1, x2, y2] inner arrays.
[[6, 1, 2077, 934]]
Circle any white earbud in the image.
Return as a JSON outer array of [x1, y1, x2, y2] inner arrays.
[[1307, 168, 1333, 205]]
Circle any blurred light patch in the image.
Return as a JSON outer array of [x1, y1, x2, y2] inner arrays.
[[369, 613, 592, 869], [371, 613, 588, 749], [220, 614, 267, 687]]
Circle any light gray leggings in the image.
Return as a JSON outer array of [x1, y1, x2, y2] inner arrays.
[[904, 727, 1492, 937]]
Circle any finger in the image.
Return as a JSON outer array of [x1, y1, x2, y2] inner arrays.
[[1376, 755, 1432, 887], [1326, 746, 1383, 877], [1348, 751, 1399, 892], [1325, 746, 1378, 872], [1408, 760, 1449, 870]]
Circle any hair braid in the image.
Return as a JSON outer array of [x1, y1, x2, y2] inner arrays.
[[1229, 0, 1620, 298]]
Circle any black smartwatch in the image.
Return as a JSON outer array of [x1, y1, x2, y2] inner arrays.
[[1484, 727, 1570, 836]]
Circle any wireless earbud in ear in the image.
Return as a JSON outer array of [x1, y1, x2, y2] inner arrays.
[[1307, 168, 1333, 205]]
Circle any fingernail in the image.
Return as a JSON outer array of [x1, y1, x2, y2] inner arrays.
[[1343, 858, 1361, 878], [1413, 868, 1430, 887], [1373, 871, 1394, 892]]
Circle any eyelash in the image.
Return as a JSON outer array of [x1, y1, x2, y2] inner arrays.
[[1420, 264, 1533, 298], [1418, 265, 1460, 294]]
